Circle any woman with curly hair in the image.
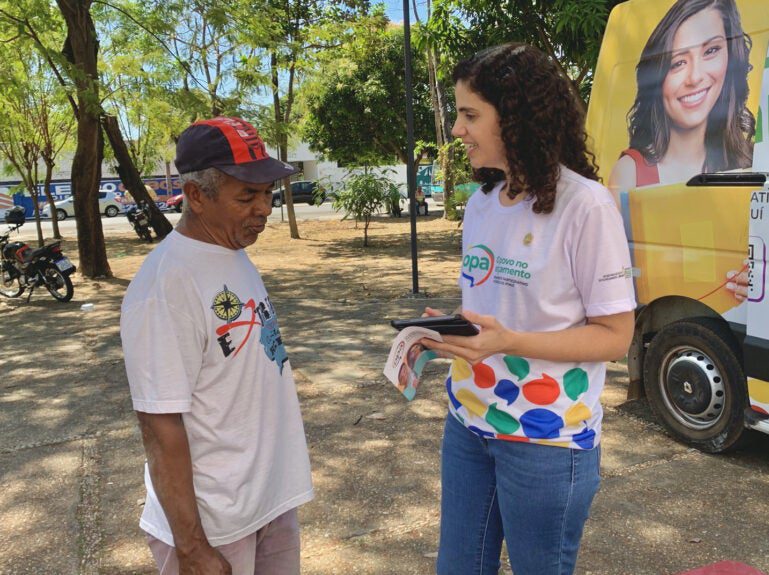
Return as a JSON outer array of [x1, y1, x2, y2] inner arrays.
[[610, 0, 754, 189], [420, 43, 636, 575]]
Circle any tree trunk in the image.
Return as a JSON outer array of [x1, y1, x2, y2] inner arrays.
[[4, 146, 44, 246], [18, 166, 44, 248], [427, 48, 444, 148], [435, 74, 452, 147], [271, 50, 299, 239], [102, 114, 172, 238], [56, 0, 111, 278], [31, 163, 43, 247], [442, 144, 458, 221], [165, 161, 173, 198], [42, 160, 61, 240], [278, 135, 299, 239]]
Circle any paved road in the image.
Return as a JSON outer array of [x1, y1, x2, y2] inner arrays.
[[8, 199, 440, 241]]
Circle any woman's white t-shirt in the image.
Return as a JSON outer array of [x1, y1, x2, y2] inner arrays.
[[450, 167, 636, 449]]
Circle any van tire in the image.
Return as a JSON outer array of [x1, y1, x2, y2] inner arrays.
[[642, 317, 747, 453]]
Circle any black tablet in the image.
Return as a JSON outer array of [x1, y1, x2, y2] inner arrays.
[[390, 314, 479, 336]]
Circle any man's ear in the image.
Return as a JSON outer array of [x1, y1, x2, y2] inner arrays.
[[182, 181, 207, 215]]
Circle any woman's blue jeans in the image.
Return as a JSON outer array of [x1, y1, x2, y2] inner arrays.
[[437, 414, 601, 575]]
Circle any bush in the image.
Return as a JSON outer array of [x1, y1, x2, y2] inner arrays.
[[332, 172, 399, 246], [445, 183, 478, 220]]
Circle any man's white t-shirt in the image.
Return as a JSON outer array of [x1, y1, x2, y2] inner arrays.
[[450, 167, 636, 448], [121, 231, 313, 546]]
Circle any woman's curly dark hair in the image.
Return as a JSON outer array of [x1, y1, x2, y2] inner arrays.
[[452, 43, 599, 214]]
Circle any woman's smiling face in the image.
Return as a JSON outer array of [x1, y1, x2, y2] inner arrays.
[[661, 7, 728, 131], [451, 80, 507, 173]]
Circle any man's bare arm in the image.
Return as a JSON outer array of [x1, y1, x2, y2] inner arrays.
[[136, 412, 231, 574]]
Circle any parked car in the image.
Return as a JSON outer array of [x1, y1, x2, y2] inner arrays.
[[165, 193, 184, 213], [41, 190, 123, 220], [272, 181, 325, 207]]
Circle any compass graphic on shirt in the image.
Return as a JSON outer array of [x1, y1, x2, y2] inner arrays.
[[211, 285, 243, 322]]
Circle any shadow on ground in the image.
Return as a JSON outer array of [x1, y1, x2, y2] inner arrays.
[[1, 218, 768, 574]]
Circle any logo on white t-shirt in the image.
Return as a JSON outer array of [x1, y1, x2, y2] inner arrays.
[[212, 286, 288, 373], [461, 244, 495, 287], [214, 285, 260, 359], [211, 285, 243, 322]]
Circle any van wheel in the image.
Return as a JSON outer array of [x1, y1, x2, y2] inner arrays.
[[642, 317, 747, 453], [105, 205, 119, 217]]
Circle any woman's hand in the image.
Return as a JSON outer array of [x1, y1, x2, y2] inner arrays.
[[726, 260, 750, 302], [422, 306, 446, 318], [420, 309, 514, 365], [419, 307, 455, 359]]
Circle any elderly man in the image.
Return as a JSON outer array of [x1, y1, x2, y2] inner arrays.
[[121, 117, 313, 575]]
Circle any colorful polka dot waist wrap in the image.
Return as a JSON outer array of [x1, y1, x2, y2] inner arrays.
[[446, 355, 603, 450]]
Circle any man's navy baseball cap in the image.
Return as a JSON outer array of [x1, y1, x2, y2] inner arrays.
[[175, 116, 299, 184]]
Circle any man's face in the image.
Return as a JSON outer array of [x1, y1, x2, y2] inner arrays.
[[198, 173, 273, 249]]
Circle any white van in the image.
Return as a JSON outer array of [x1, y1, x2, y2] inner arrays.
[[586, 0, 769, 452]]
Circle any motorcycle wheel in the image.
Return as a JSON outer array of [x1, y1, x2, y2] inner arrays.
[[0, 271, 23, 298], [141, 228, 153, 243], [42, 265, 74, 302]]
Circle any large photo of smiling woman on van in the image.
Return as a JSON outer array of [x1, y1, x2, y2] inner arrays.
[[609, 0, 755, 190]]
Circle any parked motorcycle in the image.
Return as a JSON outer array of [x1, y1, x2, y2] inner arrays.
[[0, 207, 76, 302], [126, 200, 153, 242]]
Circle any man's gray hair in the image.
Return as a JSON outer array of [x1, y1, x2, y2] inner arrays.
[[179, 168, 225, 200]]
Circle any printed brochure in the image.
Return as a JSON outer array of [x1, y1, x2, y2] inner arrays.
[[383, 326, 442, 400]]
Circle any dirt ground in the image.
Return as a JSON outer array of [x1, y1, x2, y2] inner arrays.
[[1, 213, 768, 575], [1, 214, 466, 574]]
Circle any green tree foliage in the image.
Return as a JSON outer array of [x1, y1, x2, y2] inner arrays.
[[0, 58, 46, 246], [416, 0, 622, 218], [238, 0, 371, 240], [149, 0, 269, 119], [425, 0, 624, 104], [332, 171, 398, 246], [3, 51, 74, 241], [302, 18, 435, 167], [97, 7, 188, 176], [0, 9, 74, 244], [0, 0, 166, 276], [434, 138, 472, 220]]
